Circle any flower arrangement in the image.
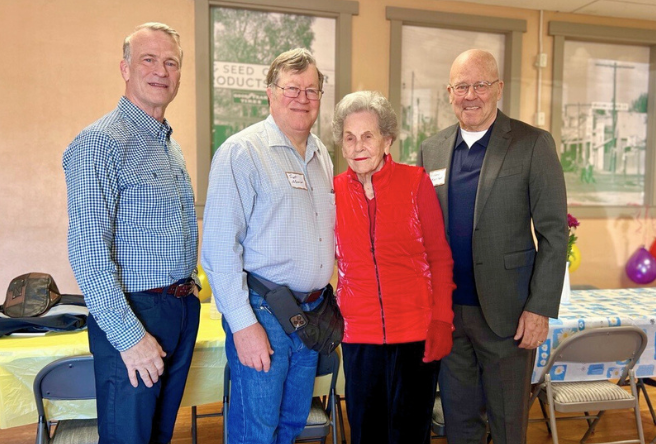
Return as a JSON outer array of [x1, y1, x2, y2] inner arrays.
[[567, 213, 579, 263]]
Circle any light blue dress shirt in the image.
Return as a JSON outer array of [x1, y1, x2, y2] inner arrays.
[[201, 115, 335, 332], [63, 97, 198, 351]]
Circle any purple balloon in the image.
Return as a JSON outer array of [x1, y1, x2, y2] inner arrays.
[[626, 247, 656, 284]]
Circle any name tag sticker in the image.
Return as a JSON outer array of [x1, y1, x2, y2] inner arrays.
[[286, 172, 308, 190], [429, 168, 447, 186]]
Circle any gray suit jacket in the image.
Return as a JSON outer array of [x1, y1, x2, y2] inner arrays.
[[418, 110, 568, 337]]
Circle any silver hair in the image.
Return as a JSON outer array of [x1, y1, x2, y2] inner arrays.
[[332, 91, 398, 145], [122, 22, 182, 65]]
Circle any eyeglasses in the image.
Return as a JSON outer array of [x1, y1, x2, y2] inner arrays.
[[272, 84, 323, 101], [448, 80, 500, 96]]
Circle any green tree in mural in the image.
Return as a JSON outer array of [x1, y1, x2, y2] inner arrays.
[[211, 8, 316, 152], [212, 8, 315, 64], [631, 93, 648, 113]]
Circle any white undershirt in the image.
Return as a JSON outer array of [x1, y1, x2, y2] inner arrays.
[[460, 128, 488, 149]]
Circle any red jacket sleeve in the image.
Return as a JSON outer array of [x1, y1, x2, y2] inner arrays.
[[417, 172, 455, 324]]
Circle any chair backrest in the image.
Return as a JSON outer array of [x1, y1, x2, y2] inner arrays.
[[33, 355, 96, 419], [535, 326, 647, 384], [315, 351, 340, 392]]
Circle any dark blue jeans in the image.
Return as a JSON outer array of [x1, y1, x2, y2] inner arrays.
[[88, 291, 200, 444], [342, 341, 439, 444]]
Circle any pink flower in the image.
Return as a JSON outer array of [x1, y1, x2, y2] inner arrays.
[[568, 213, 580, 229], [567, 213, 579, 262]]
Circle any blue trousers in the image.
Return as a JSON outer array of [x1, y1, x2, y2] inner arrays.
[[223, 291, 319, 444], [88, 291, 200, 444]]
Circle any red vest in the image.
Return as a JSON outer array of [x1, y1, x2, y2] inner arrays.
[[335, 158, 433, 344]]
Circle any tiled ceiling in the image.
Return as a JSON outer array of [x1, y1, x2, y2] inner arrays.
[[461, 0, 656, 22]]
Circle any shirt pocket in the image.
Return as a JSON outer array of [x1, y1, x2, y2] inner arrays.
[[118, 168, 180, 233]]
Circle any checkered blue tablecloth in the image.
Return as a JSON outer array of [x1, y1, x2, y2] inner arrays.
[[532, 288, 656, 383]]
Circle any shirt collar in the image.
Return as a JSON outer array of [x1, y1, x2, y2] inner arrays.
[[264, 114, 318, 158], [118, 96, 173, 143], [455, 123, 494, 150]]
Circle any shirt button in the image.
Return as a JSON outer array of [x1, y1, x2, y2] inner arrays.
[[320, 264, 323, 268], [315, 212, 318, 216], [319, 238, 322, 242]]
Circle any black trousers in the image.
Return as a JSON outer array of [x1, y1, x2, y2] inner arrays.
[[342, 341, 439, 444]]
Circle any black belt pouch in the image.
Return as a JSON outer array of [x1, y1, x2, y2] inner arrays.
[[264, 286, 309, 334]]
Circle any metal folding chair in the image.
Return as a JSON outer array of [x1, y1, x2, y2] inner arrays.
[[529, 326, 647, 444], [33, 354, 98, 444]]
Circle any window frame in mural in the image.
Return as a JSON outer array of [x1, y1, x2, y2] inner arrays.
[[549, 21, 656, 217], [195, 0, 358, 213], [386, 7, 526, 164]]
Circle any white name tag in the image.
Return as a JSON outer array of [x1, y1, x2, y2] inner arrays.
[[286, 172, 308, 190], [429, 168, 446, 186]]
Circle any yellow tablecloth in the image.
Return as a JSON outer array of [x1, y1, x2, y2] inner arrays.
[[0, 304, 225, 429]]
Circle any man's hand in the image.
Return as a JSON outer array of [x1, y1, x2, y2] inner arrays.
[[514, 310, 549, 349], [119, 332, 166, 388], [233, 323, 274, 372]]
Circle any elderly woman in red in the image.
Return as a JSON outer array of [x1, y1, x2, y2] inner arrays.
[[333, 91, 455, 444]]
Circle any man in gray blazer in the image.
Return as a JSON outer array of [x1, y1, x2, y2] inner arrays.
[[418, 49, 567, 444]]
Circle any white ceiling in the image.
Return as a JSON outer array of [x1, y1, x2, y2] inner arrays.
[[460, 0, 656, 22]]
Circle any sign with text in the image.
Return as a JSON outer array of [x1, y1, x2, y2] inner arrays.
[[231, 90, 268, 105], [214, 62, 269, 91]]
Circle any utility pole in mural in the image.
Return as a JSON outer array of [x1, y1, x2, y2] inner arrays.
[[560, 51, 648, 206], [211, 8, 316, 154]]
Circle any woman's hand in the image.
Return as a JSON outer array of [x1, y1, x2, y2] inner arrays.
[[423, 320, 454, 362]]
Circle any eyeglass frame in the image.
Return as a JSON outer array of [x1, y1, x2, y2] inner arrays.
[[448, 79, 500, 96], [271, 83, 324, 101]]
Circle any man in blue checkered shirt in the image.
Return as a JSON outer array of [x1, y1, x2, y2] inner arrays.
[[63, 23, 200, 444]]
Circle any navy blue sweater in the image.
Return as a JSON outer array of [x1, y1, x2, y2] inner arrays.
[[448, 127, 493, 306]]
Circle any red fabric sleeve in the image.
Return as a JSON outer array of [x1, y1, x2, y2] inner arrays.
[[417, 173, 455, 324]]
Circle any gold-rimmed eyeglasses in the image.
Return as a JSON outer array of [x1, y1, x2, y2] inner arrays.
[[448, 80, 499, 96], [272, 84, 323, 101]]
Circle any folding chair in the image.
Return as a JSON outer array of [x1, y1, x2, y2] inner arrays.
[[529, 326, 647, 444], [431, 390, 446, 438], [33, 354, 98, 444], [223, 351, 341, 444]]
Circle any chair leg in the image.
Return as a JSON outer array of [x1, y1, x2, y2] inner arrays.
[[191, 406, 197, 444], [538, 399, 552, 435], [639, 379, 656, 425], [330, 391, 339, 444], [580, 411, 604, 443], [545, 381, 559, 444], [630, 372, 646, 444], [335, 395, 347, 444]]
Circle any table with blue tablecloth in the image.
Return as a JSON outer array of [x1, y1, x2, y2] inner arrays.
[[532, 287, 656, 383]]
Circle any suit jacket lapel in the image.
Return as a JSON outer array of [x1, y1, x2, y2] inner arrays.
[[434, 126, 458, 234], [474, 111, 512, 229]]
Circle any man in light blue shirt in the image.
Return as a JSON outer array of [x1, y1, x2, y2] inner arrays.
[[64, 23, 200, 444], [202, 48, 335, 443]]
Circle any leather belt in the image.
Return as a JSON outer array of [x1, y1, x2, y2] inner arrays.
[[144, 279, 195, 298], [247, 273, 324, 304]]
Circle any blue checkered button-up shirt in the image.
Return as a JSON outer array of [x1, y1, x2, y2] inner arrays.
[[63, 97, 198, 351], [201, 115, 335, 332]]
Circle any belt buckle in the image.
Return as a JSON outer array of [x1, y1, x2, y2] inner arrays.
[[306, 289, 322, 303], [173, 284, 191, 298]]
